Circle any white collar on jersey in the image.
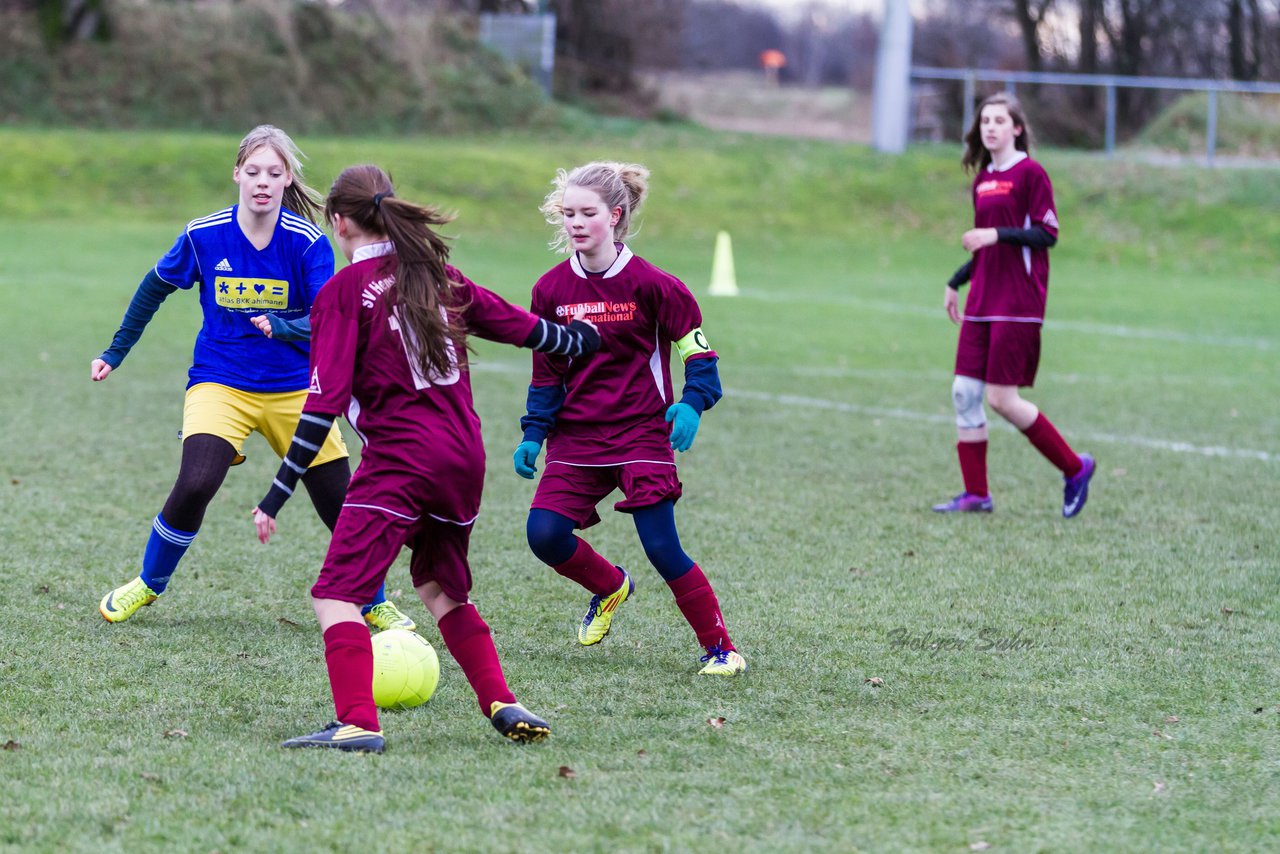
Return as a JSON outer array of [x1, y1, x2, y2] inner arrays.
[[570, 244, 633, 279], [986, 151, 1028, 172], [352, 241, 395, 263]]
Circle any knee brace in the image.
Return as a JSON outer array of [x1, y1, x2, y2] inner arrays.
[[952, 375, 987, 430]]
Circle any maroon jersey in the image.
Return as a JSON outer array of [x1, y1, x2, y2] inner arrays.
[[965, 154, 1058, 323], [530, 246, 708, 466], [305, 242, 538, 523]]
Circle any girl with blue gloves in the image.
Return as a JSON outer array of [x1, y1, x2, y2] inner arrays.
[[513, 161, 746, 676]]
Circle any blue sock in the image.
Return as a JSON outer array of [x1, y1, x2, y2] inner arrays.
[[139, 514, 197, 594], [361, 583, 389, 616], [633, 501, 695, 582]]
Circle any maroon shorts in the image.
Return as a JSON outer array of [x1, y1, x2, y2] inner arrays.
[[531, 461, 683, 529], [311, 505, 473, 605], [955, 320, 1042, 387]]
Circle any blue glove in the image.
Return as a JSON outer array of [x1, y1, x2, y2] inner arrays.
[[665, 402, 700, 453], [513, 441, 542, 479]]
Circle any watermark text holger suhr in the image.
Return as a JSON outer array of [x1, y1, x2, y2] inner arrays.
[[887, 627, 1036, 654]]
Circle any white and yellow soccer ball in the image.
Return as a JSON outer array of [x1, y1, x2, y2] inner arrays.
[[371, 629, 440, 710]]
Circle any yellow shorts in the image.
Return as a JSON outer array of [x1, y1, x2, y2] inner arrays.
[[182, 382, 348, 467]]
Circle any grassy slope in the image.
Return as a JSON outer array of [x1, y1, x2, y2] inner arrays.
[[0, 126, 1277, 852]]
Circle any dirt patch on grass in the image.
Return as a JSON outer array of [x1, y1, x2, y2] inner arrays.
[[645, 71, 871, 143]]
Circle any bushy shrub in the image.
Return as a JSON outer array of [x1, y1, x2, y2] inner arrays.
[[0, 0, 556, 133]]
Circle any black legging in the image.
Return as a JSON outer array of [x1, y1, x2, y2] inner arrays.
[[160, 433, 350, 532]]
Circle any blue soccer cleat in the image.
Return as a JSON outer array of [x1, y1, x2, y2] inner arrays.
[[282, 722, 384, 754], [1062, 453, 1096, 518], [931, 492, 994, 513]]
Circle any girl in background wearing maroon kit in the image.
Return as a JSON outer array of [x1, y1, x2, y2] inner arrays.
[[512, 161, 746, 676], [935, 93, 1095, 518], [252, 165, 600, 753]]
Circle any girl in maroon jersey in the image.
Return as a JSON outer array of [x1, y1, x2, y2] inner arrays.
[[512, 161, 746, 676], [935, 92, 1095, 518], [252, 165, 600, 752]]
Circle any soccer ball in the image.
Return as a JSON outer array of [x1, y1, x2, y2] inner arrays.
[[371, 629, 440, 710]]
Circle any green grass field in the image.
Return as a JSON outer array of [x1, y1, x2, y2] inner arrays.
[[1, 127, 1278, 852]]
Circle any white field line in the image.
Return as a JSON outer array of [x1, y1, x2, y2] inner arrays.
[[470, 363, 1276, 462], [729, 389, 1278, 463], [741, 291, 1278, 351]]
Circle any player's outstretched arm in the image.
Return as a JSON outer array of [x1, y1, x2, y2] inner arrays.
[[93, 270, 179, 381], [250, 314, 313, 341], [522, 316, 600, 358]]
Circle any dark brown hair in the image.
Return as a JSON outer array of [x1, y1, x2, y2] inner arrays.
[[962, 92, 1033, 174], [325, 165, 469, 380]]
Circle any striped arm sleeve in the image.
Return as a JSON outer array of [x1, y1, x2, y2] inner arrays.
[[256, 412, 336, 518], [523, 318, 601, 358]]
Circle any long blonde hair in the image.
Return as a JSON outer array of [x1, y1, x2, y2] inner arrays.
[[236, 125, 325, 224], [540, 161, 650, 253]]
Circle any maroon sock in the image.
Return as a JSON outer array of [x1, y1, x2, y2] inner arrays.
[[553, 538, 625, 596], [667, 564, 734, 652], [322, 621, 379, 732], [437, 604, 516, 717], [956, 440, 989, 497], [1022, 413, 1082, 476]]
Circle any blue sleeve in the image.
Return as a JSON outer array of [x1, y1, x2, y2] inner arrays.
[[302, 236, 336, 306], [266, 314, 312, 341], [679, 356, 722, 414], [154, 230, 200, 289], [519, 384, 567, 445], [99, 270, 180, 368]]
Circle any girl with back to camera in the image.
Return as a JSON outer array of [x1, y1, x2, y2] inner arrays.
[[253, 165, 600, 752], [512, 161, 746, 676], [935, 92, 1095, 517], [92, 125, 412, 631]]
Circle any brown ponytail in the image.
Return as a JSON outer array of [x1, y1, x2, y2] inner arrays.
[[325, 165, 470, 380]]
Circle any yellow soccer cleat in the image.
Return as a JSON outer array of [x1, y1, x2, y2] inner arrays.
[[99, 577, 159, 623], [489, 701, 550, 743], [578, 571, 634, 646], [697, 646, 747, 676], [363, 600, 416, 632]]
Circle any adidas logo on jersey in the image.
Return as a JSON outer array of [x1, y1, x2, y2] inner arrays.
[[215, 258, 233, 272], [309, 367, 322, 394]]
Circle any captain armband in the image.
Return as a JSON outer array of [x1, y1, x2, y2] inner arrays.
[[675, 327, 713, 362]]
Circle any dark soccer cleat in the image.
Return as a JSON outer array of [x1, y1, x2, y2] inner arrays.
[[489, 701, 551, 743], [1062, 453, 1096, 518], [282, 722, 384, 754], [931, 492, 994, 513]]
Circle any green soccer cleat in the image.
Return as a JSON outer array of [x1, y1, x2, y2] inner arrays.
[[489, 701, 551, 743], [697, 646, 747, 676], [282, 722, 385, 754], [363, 600, 416, 632], [578, 571, 633, 646], [99, 577, 159, 623]]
